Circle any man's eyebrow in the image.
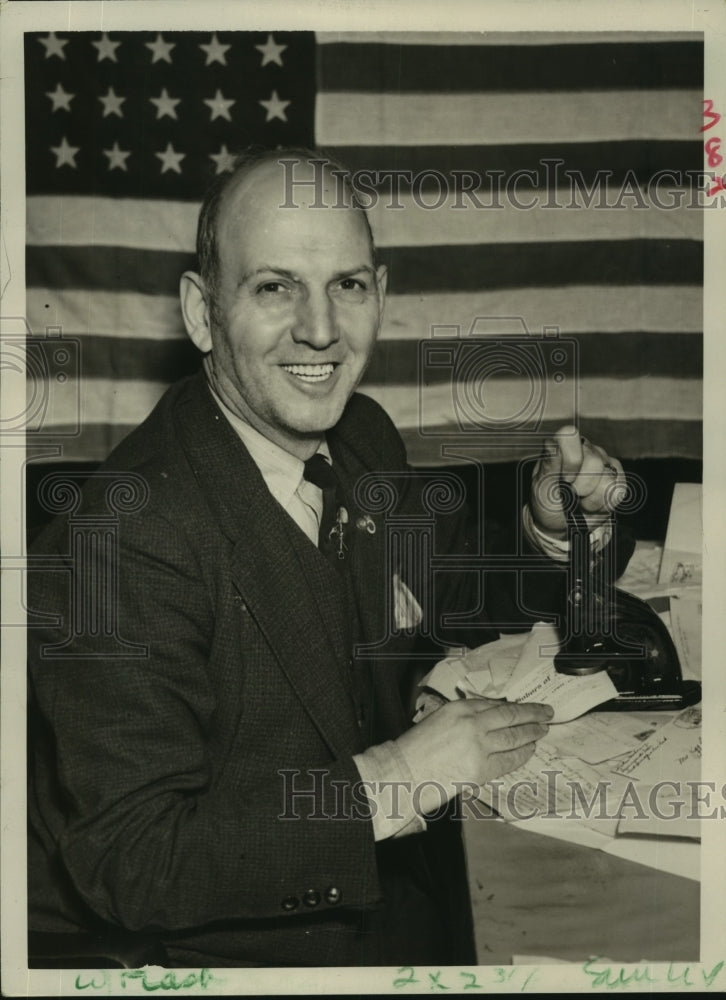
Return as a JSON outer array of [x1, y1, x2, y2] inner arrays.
[[238, 266, 297, 285], [238, 264, 377, 285], [332, 265, 377, 280]]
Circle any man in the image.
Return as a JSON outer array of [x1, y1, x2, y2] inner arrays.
[[27, 148, 631, 968]]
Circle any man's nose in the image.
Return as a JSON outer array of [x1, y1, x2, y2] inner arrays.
[[291, 291, 339, 349]]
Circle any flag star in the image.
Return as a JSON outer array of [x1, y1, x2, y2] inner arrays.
[[255, 34, 287, 67], [46, 83, 74, 112], [103, 141, 131, 172], [150, 88, 181, 121], [200, 33, 230, 66], [99, 86, 125, 118], [203, 89, 235, 122], [155, 142, 185, 174], [50, 136, 79, 169], [259, 90, 290, 122], [39, 33, 68, 60], [145, 33, 175, 64], [209, 144, 236, 175], [92, 32, 121, 63]]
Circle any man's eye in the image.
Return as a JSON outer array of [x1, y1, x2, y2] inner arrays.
[[257, 281, 286, 294], [338, 277, 367, 292]]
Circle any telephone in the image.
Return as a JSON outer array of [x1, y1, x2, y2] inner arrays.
[[553, 480, 701, 711]]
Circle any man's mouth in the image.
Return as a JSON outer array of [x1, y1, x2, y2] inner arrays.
[[280, 363, 337, 383]]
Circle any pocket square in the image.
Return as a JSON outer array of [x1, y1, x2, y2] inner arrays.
[[393, 572, 423, 630]]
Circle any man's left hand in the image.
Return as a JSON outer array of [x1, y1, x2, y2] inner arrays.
[[530, 425, 627, 538]]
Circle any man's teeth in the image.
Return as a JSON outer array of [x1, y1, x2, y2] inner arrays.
[[282, 363, 335, 382]]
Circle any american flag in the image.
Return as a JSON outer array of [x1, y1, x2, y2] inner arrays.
[[25, 30, 703, 466]]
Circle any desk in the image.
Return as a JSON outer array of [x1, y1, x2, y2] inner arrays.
[[464, 804, 700, 965]]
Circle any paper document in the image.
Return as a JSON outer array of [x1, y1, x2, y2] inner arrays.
[[542, 713, 655, 765], [658, 483, 702, 586], [611, 706, 701, 783], [417, 623, 617, 723]]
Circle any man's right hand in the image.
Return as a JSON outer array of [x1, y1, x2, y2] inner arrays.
[[395, 698, 554, 814]]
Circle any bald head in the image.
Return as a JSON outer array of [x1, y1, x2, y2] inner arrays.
[[196, 148, 375, 326]]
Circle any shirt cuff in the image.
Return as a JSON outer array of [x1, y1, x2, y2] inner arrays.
[[522, 504, 612, 563], [353, 741, 428, 842]]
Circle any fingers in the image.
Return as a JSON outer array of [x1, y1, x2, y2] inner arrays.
[[491, 741, 539, 777], [476, 699, 554, 730], [538, 426, 627, 516], [487, 721, 550, 752]]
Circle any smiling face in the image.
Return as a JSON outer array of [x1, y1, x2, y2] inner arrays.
[[190, 158, 386, 459]]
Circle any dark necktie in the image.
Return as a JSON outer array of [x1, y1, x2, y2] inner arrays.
[[302, 453, 340, 556]]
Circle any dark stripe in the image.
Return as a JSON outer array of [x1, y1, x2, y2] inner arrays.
[[377, 240, 702, 293], [36, 419, 702, 465], [27, 238, 702, 296], [319, 40, 703, 93], [26, 246, 196, 296], [363, 334, 702, 384], [32, 332, 702, 382], [400, 418, 702, 466], [327, 142, 703, 188]]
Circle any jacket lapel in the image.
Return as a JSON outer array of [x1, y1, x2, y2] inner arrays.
[[329, 430, 411, 738], [173, 374, 362, 757]]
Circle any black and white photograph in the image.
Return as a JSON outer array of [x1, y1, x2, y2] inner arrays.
[[1, 0, 724, 994]]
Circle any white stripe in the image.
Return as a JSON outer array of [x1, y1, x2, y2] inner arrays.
[[29, 375, 700, 431], [28, 190, 703, 251], [315, 90, 700, 145], [381, 288, 702, 338], [27, 290, 184, 340], [316, 32, 702, 46], [27, 286, 702, 341], [25, 379, 168, 430], [27, 197, 198, 252], [367, 191, 703, 247], [362, 377, 702, 428]]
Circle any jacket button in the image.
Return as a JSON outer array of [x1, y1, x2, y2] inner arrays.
[[281, 895, 299, 911], [302, 889, 321, 908], [324, 886, 342, 905]]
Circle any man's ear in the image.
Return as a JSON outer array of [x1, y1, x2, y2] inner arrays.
[[180, 271, 213, 353]]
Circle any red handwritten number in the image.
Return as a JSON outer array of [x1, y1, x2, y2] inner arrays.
[[705, 136, 723, 168], [701, 99, 721, 132]]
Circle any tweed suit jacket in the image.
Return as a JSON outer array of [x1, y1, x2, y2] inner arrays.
[[28, 371, 488, 967], [28, 370, 634, 967]]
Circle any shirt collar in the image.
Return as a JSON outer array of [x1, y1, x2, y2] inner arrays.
[[207, 384, 331, 510]]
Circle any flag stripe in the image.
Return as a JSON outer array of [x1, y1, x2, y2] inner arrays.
[[318, 41, 702, 93], [375, 240, 702, 292], [366, 377, 701, 425], [35, 332, 702, 383], [27, 239, 702, 297], [315, 32, 702, 47], [27, 191, 704, 250], [35, 332, 703, 385], [317, 142, 702, 188], [28, 375, 701, 430], [365, 335, 702, 382], [401, 420, 702, 467], [27, 287, 703, 340], [30, 418, 702, 467], [315, 91, 700, 146]]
